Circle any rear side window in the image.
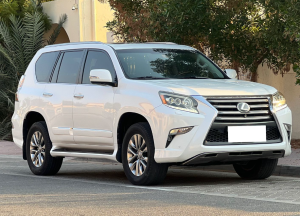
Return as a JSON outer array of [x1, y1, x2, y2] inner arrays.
[[82, 51, 116, 84], [35, 52, 59, 82], [57, 51, 84, 84]]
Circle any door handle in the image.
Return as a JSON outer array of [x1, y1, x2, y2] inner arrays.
[[43, 92, 53, 97], [74, 94, 84, 99]]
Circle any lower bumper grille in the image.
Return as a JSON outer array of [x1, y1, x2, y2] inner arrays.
[[206, 126, 281, 143]]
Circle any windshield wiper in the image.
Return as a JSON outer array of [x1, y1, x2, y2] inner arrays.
[[177, 76, 210, 79], [134, 76, 168, 80]]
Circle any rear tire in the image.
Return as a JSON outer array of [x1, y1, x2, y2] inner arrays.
[[122, 122, 168, 185], [26, 121, 63, 175], [233, 158, 278, 180]]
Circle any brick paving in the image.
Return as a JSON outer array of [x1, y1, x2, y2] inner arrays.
[[0, 141, 22, 155]]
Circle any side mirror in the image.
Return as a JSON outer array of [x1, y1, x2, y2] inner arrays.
[[89, 69, 116, 86], [224, 69, 238, 80]]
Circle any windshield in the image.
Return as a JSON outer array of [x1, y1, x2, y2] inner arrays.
[[116, 49, 226, 79]]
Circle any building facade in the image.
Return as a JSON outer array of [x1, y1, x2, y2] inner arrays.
[[43, 0, 114, 43]]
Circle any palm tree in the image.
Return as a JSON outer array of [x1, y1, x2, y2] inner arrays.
[[0, 1, 67, 140]]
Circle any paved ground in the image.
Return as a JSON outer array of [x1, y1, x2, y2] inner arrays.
[[0, 141, 21, 155], [2, 142, 300, 215], [2, 141, 300, 215]]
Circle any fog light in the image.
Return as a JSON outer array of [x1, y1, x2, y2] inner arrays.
[[169, 127, 193, 136]]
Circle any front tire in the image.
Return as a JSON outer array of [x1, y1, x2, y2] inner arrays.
[[122, 122, 168, 185], [233, 158, 278, 180], [26, 121, 63, 175]]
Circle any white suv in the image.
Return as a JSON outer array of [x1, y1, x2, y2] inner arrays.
[[12, 42, 292, 185]]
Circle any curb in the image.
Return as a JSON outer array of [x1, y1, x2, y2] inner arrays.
[[72, 158, 300, 178]]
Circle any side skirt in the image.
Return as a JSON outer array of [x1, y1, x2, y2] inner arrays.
[[50, 148, 117, 161]]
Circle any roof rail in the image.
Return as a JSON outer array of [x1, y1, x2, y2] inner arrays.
[[145, 42, 177, 45], [45, 41, 104, 48]]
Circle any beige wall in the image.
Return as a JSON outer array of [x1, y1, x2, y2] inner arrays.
[[43, 0, 114, 43], [257, 65, 300, 139], [43, 0, 80, 42], [43, 24, 70, 44]]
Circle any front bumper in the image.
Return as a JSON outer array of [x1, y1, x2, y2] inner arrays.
[[151, 96, 292, 164]]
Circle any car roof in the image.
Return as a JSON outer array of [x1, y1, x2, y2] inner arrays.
[[44, 42, 195, 51], [107, 43, 194, 50]]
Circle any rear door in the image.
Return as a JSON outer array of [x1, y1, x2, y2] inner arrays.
[[43, 50, 84, 145], [72, 50, 116, 151]]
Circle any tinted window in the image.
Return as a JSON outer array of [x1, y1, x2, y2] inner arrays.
[[35, 52, 59, 82], [57, 51, 84, 84], [51, 53, 63, 83], [116, 49, 226, 79], [82, 51, 116, 84]]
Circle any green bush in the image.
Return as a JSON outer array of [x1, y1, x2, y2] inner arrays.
[[0, 0, 67, 140]]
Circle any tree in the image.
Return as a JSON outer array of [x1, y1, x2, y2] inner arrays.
[[106, 0, 300, 81], [0, 0, 52, 30], [0, 0, 67, 139], [279, 0, 300, 85]]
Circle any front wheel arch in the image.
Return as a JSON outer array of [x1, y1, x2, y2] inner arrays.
[[116, 112, 153, 163]]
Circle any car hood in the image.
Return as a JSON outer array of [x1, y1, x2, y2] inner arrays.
[[140, 79, 277, 96]]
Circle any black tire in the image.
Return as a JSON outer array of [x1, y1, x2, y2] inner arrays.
[[233, 158, 278, 180], [122, 122, 168, 185], [26, 121, 63, 175]]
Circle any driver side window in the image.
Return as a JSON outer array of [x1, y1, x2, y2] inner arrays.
[[82, 50, 116, 84]]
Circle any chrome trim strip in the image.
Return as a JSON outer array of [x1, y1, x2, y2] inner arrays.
[[204, 95, 272, 99], [214, 104, 269, 108], [218, 110, 269, 115], [216, 116, 272, 120], [50, 149, 116, 160], [250, 104, 269, 108], [208, 99, 268, 103], [214, 105, 236, 108]]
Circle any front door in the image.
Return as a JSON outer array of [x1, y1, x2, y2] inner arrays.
[[72, 50, 116, 151]]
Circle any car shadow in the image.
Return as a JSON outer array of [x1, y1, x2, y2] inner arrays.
[[56, 161, 269, 187]]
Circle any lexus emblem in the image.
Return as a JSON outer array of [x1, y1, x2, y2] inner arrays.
[[237, 102, 250, 113]]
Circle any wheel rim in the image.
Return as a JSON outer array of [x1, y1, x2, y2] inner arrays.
[[30, 131, 45, 168], [127, 134, 148, 176]]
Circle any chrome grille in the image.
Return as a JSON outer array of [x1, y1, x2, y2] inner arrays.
[[207, 97, 273, 123]]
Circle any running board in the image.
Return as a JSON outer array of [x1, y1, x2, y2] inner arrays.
[[50, 149, 117, 161]]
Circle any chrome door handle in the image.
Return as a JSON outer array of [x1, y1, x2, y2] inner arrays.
[[43, 92, 53, 97], [74, 94, 84, 99]]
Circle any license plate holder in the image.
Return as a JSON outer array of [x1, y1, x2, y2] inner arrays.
[[228, 126, 266, 143]]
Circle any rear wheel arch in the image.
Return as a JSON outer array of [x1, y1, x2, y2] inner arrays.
[[22, 111, 47, 160], [116, 112, 153, 163]]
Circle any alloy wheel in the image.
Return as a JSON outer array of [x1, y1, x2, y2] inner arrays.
[[127, 134, 148, 176], [30, 131, 45, 167]]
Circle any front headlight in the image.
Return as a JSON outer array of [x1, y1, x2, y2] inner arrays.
[[159, 92, 199, 113], [272, 91, 287, 111]]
